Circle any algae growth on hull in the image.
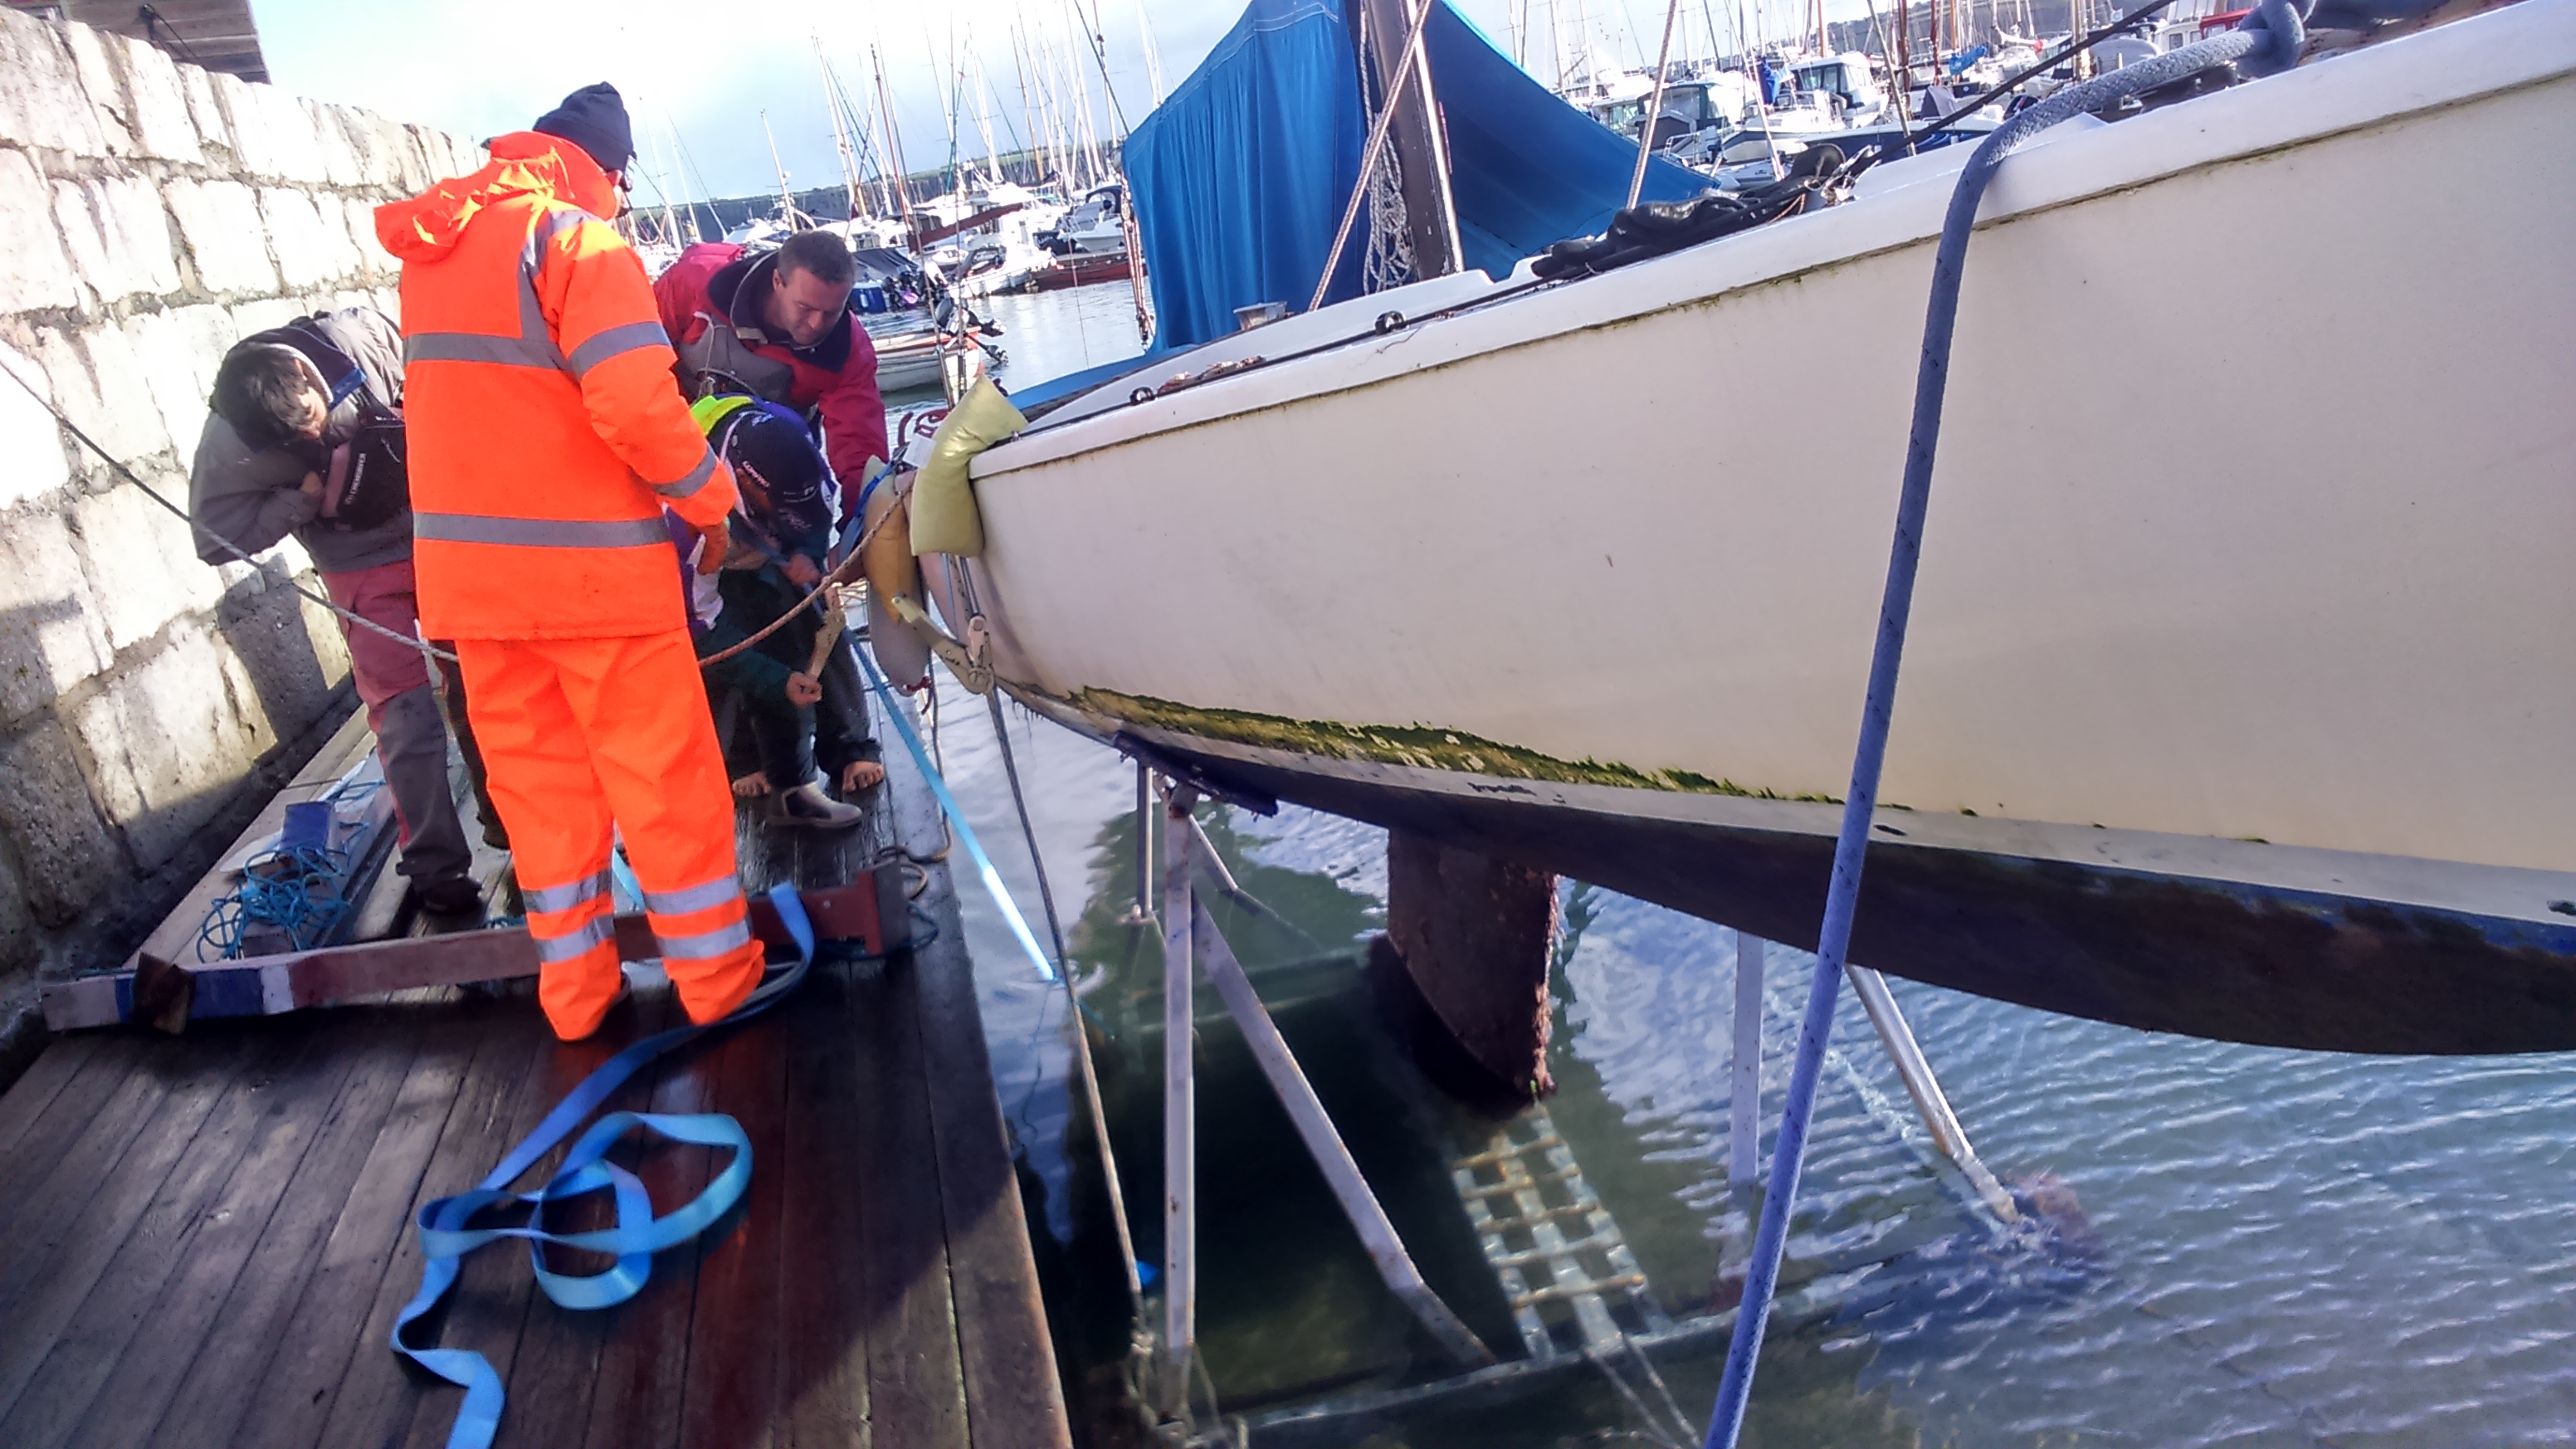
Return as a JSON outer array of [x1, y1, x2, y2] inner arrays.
[[1067, 687, 1841, 802]]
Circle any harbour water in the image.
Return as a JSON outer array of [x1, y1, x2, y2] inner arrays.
[[907, 285, 2576, 1448]]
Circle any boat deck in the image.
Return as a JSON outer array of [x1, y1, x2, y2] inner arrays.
[[0, 701, 1070, 1447]]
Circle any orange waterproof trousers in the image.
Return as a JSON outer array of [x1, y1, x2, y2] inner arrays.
[[453, 631, 764, 1040]]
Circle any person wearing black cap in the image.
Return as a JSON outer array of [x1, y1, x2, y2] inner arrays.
[[377, 81, 775, 1039], [532, 81, 637, 178], [676, 398, 885, 829]]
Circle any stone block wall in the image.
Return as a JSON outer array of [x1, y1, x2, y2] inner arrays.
[[0, 7, 481, 1066]]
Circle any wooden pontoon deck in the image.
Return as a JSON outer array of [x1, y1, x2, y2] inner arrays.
[[0, 697, 1071, 1448]]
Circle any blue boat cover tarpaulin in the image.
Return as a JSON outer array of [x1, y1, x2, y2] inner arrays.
[[1124, 0, 1707, 349]]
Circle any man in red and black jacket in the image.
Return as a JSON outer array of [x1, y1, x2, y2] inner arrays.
[[653, 230, 890, 512]]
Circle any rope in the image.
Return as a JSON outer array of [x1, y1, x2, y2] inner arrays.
[[0, 355, 463, 666], [985, 689, 1151, 1323], [1308, 0, 1443, 314], [1699, 8, 2323, 1445], [0, 348, 910, 678], [691, 462, 908, 667]]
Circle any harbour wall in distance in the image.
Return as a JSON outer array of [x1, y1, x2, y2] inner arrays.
[[0, 6, 478, 1072]]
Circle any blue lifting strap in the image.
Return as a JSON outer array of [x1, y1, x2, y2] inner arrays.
[[391, 884, 817, 1449], [856, 648, 1060, 984]]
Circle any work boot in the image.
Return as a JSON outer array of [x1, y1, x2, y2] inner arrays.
[[414, 874, 485, 917], [768, 781, 864, 830]]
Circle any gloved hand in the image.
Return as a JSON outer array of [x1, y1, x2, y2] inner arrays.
[[783, 671, 823, 706], [686, 515, 729, 576]]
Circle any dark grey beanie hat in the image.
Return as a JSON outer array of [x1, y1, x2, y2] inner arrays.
[[532, 82, 635, 173]]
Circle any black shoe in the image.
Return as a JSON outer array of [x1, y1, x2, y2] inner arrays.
[[414, 876, 485, 916]]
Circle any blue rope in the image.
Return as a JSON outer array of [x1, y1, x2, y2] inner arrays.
[[1700, 12, 2310, 1445], [392, 886, 817, 1449], [193, 775, 388, 961], [856, 647, 1061, 983]]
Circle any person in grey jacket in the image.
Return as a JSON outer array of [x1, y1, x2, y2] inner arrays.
[[188, 305, 497, 917]]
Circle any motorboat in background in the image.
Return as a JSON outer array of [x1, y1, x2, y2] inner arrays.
[[1042, 182, 1132, 256]]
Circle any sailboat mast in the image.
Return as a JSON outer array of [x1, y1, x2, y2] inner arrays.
[[871, 45, 913, 222], [815, 41, 866, 222], [1129, 0, 1168, 106], [1358, 0, 1463, 278], [761, 110, 795, 223], [1011, 24, 1043, 187]]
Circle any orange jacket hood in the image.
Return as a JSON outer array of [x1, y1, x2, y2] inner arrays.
[[375, 130, 619, 264]]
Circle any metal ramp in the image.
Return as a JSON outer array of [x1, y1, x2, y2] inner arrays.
[[1451, 1107, 1671, 1359]]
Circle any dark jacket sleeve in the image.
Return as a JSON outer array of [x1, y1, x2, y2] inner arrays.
[[188, 413, 318, 565], [693, 569, 799, 704], [817, 328, 890, 510]]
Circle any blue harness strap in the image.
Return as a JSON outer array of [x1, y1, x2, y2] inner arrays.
[[392, 884, 816, 1449], [856, 649, 1060, 984]]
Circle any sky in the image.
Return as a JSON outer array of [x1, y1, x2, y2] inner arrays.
[[249, 0, 1892, 205]]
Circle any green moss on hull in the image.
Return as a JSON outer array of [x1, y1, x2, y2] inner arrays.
[[1067, 688, 1842, 803]]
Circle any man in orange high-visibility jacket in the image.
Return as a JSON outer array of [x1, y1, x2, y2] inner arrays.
[[377, 84, 763, 1041]]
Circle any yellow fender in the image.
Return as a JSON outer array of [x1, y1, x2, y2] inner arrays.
[[858, 471, 933, 689], [907, 378, 1027, 559]]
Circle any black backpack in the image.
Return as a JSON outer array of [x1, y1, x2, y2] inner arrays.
[[320, 389, 409, 533]]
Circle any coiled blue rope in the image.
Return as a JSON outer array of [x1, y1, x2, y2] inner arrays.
[[392, 885, 816, 1449], [195, 778, 385, 961], [1700, 8, 2322, 1445]]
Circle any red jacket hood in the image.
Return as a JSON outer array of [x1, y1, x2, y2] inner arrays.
[[375, 130, 619, 264]]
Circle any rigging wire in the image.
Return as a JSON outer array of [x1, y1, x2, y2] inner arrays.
[[0, 355, 465, 665]]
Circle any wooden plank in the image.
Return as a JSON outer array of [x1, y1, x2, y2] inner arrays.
[[0, 1032, 100, 1159], [777, 964, 874, 1448], [208, 1007, 490, 1449], [2, 1015, 372, 1447], [45, 882, 888, 1031], [856, 953, 972, 1449], [393, 1000, 639, 1449], [80, 1009, 426, 1449], [497, 987, 683, 1449], [676, 1009, 791, 1445], [578, 1013, 729, 1449], [0, 1034, 231, 1299], [0, 1035, 140, 1222], [0, 1026, 281, 1419], [120, 709, 374, 973], [306, 998, 549, 1449], [913, 900, 1076, 1448]]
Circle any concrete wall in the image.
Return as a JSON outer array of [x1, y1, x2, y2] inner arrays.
[[0, 7, 480, 1066]]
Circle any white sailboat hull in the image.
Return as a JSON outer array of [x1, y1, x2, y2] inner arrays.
[[922, 4, 2576, 1051]]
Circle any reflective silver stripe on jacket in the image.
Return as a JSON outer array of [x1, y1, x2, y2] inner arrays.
[[404, 205, 611, 373], [533, 914, 617, 964], [653, 448, 720, 500], [566, 320, 671, 379], [523, 869, 613, 916], [655, 919, 753, 962], [642, 875, 743, 917], [413, 513, 668, 549]]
